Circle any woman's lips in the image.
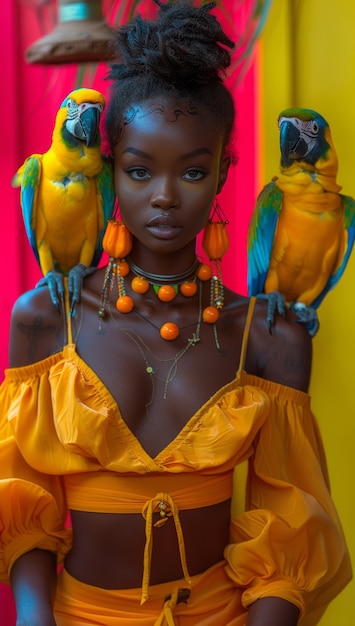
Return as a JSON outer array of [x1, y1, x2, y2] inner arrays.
[[146, 215, 182, 239]]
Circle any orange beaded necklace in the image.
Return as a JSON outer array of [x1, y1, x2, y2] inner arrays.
[[98, 256, 221, 341], [126, 257, 200, 340]]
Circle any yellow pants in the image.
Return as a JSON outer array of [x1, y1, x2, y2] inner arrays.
[[54, 561, 247, 625]]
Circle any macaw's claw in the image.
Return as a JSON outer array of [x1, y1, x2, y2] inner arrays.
[[36, 270, 65, 311], [255, 291, 286, 333], [291, 302, 320, 337], [68, 264, 97, 316]]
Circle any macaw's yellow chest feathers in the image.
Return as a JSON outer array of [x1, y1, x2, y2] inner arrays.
[[41, 144, 103, 209], [266, 183, 347, 305], [35, 164, 103, 274]]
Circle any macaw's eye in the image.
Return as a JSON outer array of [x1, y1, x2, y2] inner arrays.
[[312, 122, 319, 133], [66, 99, 78, 118]]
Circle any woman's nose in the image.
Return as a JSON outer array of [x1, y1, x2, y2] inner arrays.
[[150, 177, 178, 210]]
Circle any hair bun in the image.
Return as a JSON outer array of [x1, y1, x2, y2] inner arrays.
[[112, 0, 234, 86]]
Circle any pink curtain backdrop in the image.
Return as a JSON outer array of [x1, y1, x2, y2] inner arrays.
[[0, 1, 260, 621]]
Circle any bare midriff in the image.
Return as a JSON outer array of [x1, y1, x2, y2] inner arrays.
[[65, 499, 231, 589]]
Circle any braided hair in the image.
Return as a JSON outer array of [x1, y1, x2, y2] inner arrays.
[[104, 0, 236, 155]]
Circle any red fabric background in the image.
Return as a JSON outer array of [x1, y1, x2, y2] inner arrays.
[[0, 2, 259, 620]]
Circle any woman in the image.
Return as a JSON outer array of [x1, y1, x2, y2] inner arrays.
[[0, 1, 351, 624]]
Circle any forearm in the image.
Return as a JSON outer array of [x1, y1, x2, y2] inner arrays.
[[246, 597, 300, 626], [10, 548, 57, 626]]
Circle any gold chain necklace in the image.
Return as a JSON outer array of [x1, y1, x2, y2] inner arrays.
[[107, 281, 203, 410]]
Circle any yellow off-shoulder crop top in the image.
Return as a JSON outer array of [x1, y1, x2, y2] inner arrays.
[[0, 297, 351, 620]]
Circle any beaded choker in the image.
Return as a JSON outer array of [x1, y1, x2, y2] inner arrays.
[[128, 257, 201, 285]]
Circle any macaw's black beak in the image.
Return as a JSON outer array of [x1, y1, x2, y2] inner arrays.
[[279, 120, 308, 166], [74, 106, 101, 147]]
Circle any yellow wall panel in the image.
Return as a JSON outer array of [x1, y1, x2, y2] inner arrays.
[[260, 1, 355, 622]]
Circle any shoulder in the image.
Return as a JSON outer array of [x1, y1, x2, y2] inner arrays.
[[9, 285, 65, 367], [247, 297, 312, 392]]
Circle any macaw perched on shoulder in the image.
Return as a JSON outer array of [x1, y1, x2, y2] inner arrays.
[[12, 88, 115, 310], [247, 107, 355, 335]]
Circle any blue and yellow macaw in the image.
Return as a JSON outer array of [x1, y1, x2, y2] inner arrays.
[[247, 108, 355, 335], [12, 88, 115, 309]]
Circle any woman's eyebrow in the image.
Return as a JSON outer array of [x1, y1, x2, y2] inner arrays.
[[122, 147, 153, 159], [181, 148, 212, 160]]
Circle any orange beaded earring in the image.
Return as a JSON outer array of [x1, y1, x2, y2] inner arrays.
[[201, 200, 229, 324], [98, 218, 133, 319]]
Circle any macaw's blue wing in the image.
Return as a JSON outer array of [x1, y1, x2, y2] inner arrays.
[[18, 156, 42, 264], [92, 157, 115, 267], [247, 181, 283, 296], [311, 194, 355, 309]]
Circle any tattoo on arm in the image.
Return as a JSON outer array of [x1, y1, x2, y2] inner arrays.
[[17, 316, 58, 362]]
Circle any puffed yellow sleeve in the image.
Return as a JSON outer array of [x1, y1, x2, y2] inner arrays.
[[224, 380, 352, 625], [0, 365, 72, 584]]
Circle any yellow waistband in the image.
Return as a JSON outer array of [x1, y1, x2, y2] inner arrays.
[[64, 471, 233, 513]]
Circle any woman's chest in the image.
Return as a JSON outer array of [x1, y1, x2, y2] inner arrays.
[[74, 312, 244, 457]]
